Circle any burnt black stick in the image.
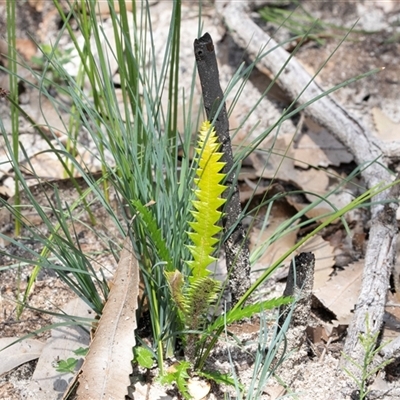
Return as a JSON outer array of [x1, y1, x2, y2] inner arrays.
[[194, 32, 250, 305]]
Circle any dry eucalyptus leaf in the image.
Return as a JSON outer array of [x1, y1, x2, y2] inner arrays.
[[16, 38, 37, 61], [313, 261, 363, 325], [250, 200, 299, 273], [22, 150, 76, 180], [26, 297, 91, 400], [21, 93, 70, 135], [299, 235, 335, 290], [263, 384, 286, 400], [0, 338, 45, 376], [76, 235, 139, 400], [27, 0, 45, 12], [372, 107, 400, 142], [250, 134, 296, 182], [286, 196, 334, 224], [293, 118, 353, 168], [133, 382, 173, 400], [295, 168, 329, 195]]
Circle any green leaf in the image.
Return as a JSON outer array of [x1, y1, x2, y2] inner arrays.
[[199, 370, 243, 390], [184, 276, 221, 330], [73, 347, 89, 356], [205, 297, 293, 334], [160, 361, 191, 399], [133, 346, 154, 369], [132, 200, 173, 271], [56, 357, 78, 374]]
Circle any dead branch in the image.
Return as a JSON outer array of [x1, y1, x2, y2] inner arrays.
[[194, 33, 251, 305], [341, 182, 399, 376], [380, 334, 400, 361], [215, 0, 398, 378], [279, 252, 315, 350]]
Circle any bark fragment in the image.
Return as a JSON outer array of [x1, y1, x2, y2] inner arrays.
[[279, 252, 315, 350]]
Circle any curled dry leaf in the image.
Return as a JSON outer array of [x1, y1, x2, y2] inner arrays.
[[76, 235, 139, 400], [293, 117, 353, 168], [0, 338, 45, 376]]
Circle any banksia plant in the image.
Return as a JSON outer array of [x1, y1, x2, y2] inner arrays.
[[166, 120, 226, 360], [187, 120, 227, 279]]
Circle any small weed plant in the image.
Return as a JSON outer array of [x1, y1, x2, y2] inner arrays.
[[342, 315, 393, 400]]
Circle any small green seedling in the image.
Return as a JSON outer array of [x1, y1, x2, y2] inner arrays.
[[55, 357, 79, 374], [134, 346, 155, 369], [73, 347, 89, 357], [54, 347, 88, 374], [342, 315, 393, 400], [160, 361, 191, 400]]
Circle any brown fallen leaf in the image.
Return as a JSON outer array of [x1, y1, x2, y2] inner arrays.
[[299, 235, 335, 290], [27, 0, 45, 12], [293, 117, 353, 168], [76, 235, 139, 400], [0, 338, 45, 376], [16, 38, 37, 62], [250, 201, 299, 273], [26, 298, 91, 400], [313, 261, 363, 325], [372, 107, 400, 142], [187, 378, 211, 400]]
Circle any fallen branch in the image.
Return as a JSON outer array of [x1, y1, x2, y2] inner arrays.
[[380, 334, 400, 361], [342, 179, 400, 370], [215, 0, 398, 379]]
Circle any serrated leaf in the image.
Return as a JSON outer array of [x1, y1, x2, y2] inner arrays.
[[187, 120, 227, 278], [206, 297, 293, 334], [185, 277, 221, 329], [160, 361, 191, 399], [133, 346, 154, 369]]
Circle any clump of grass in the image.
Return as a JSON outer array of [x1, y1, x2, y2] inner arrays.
[[259, 0, 375, 46]]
